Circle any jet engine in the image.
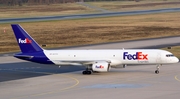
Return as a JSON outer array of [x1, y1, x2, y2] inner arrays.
[[92, 62, 110, 72]]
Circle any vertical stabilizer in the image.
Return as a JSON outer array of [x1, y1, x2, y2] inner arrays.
[[11, 24, 43, 53]]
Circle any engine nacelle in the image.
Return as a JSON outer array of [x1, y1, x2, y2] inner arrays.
[[92, 62, 110, 72]]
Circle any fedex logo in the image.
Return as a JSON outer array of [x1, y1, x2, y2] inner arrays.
[[96, 65, 104, 69], [123, 52, 148, 60], [18, 38, 32, 44]]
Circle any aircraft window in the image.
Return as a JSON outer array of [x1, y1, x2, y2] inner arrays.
[[166, 54, 174, 57]]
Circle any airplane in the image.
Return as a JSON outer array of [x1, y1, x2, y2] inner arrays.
[[11, 24, 179, 75]]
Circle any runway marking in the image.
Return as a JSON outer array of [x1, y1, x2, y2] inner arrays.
[[31, 75, 79, 97], [175, 75, 180, 82], [9, 70, 79, 99], [84, 84, 150, 88]]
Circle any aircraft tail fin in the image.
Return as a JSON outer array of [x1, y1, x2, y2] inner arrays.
[[11, 24, 43, 53]]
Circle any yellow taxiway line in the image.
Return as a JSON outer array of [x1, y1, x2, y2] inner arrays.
[[9, 70, 80, 99], [175, 75, 180, 82]]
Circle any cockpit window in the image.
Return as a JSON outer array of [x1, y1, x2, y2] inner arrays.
[[166, 54, 174, 57]]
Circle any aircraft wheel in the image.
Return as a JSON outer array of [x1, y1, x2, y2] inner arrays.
[[82, 71, 86, 74], [82, 71, 91, 75], [87, 71, 91, 74], [155, 70, 159, 74]]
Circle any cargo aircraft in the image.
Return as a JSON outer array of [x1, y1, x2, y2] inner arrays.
[[11, 24, 179, 75]]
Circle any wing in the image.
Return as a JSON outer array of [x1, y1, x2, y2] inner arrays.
[[50, 60, 111, 66]]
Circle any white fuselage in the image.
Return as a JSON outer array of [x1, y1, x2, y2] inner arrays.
[[44, 49, 179, 66]]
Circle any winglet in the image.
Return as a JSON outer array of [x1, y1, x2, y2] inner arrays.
[[11, 24, 43, 53]]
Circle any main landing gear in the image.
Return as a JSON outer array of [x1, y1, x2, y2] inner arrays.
[[82, 71, 91, 75], [155, 64, 162, 74], [82, 65, 92, 75]]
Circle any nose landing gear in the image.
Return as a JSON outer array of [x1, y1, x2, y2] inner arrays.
[[155, 70, 159, 74], [155, 64, 162, 74]]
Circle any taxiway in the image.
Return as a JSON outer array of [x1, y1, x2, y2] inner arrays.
[[1, 7, 180, 23]]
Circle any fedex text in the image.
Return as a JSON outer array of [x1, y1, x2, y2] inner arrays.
[[19, 38, 32, 44], [123, 52, 148, 60], [96, 65, 104, 69]]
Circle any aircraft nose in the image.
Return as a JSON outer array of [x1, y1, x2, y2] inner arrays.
[[174, 57, 179, 63]]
